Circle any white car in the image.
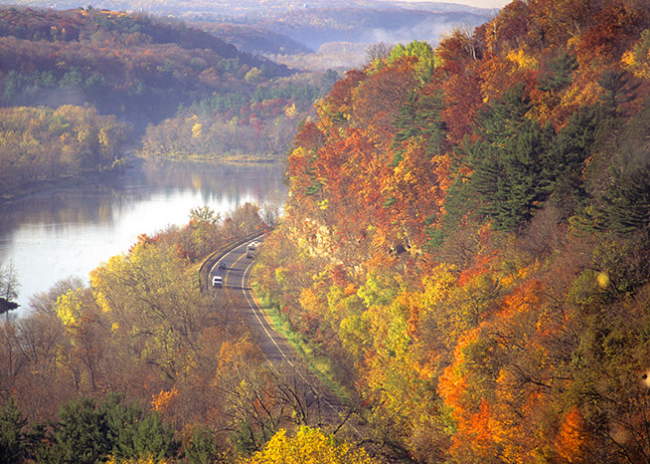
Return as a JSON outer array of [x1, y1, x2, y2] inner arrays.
[[212, 275, 223, 287], [247, 241, 260, 258]]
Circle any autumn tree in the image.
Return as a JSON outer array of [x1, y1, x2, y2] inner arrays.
[[0, 261, 19, 321], [240, 426, 381, 464], [91, 240, 210, 382]]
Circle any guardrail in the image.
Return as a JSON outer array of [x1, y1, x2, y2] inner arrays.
[[198, 230, 267, 292]]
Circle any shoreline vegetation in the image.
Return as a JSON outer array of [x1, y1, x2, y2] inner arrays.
[[0, 104, 132, 201], [0, 155, 130, 204], [0, 149, 283, 204], [135, 151, 283, 165]]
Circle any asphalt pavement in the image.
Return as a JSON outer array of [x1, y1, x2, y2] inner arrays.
[[209, 236, 296, 366]]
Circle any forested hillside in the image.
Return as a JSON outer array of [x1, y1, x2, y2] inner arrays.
[[1, 0, 491, 18], [195, 22, 314, 56], [0, 7, 329, 197], [0, 7, 286, 123], [255, 0, 650, 462], [5, 1, 650, 463]]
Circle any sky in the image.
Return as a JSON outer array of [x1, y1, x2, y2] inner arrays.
[[454, 0, 510, 7], [400, 0, 511, 9]]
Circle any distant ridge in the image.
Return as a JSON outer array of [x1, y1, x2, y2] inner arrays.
[[196, 22, 315, 55], [2, 0, 494, 17]]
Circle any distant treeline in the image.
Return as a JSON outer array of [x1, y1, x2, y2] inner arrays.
[[0, 105, 129, 196], [139, 72, 336, 161], [0, 6, 337, 196], [196, 22, 314, 56]]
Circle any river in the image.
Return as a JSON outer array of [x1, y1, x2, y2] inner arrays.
[[0, 160, 287, 315]]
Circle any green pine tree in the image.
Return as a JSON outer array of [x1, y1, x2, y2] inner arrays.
[[468, 84, 552, 230], [0, 396, 26, 464], [537, 52, 578, 92], [543, 106, 598, 217], [185, 426, 221, 464]]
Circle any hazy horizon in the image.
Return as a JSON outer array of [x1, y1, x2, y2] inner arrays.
[[394, 0, 508, 9]]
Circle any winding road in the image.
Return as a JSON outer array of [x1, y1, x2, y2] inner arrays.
[[207, 234, 296, 367], [204, 234, 358, 431]]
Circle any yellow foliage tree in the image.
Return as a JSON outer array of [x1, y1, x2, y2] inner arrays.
[[621, 29, 650, 80], [285, 103, 298, 118], [241, 426, 380, 464], [245, 67, 264, 83], [191, 122, 203, 138], [55, 288, 86, 328], [89, 241, 209, 380]]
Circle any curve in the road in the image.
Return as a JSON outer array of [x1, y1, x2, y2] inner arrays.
[[208, 234, 295, 367], [204, 235, 362, 432]]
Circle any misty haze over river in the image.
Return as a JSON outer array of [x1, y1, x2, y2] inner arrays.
[[0, 160, 287, 314]]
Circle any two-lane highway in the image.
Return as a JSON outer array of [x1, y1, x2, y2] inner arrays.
[[209, 235, 296, 366], [205, 234, 362, 433]]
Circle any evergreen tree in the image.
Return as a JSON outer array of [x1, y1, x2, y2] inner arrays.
[[537, 51, 578, 92], [102, 394, 145, 461], [604, 164, 650, 234], [130, 411, 178, 461], [322, 69, 340, 91], [58, 398, 111, 464], [33, 395, 179, 464], [468, 84, 552, 230], [391, 89, 447, 166], [599, 102, 650, 234], [0, 396, 26, 464], [185, 426, 221, 464], [544, 106, 598, 217], [597, 69, 640, 117]]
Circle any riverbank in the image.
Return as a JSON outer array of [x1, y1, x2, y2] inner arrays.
[[0, 160, 287, 314], [136, 151, 283, 165], [0, 156, 135, 205]]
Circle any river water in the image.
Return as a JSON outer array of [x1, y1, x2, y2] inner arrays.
[[0, 160, 287, 314]]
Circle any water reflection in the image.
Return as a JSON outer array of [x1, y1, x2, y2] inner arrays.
[[0, 160, 287, 313]]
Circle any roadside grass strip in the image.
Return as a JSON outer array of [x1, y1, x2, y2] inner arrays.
[[251, 283, 353, 403]]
